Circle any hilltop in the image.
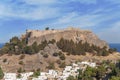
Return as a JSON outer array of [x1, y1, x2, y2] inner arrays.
[[0, 27, 119, 73], [23, 27, 108, 48]]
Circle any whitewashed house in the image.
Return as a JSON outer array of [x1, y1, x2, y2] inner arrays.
[[4, 73, 17, 80]]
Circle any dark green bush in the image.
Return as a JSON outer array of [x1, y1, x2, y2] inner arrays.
[[53, 52, 59, 57], [59, 54, 66, 60], [43, 54, 48, 58], [57, 38, 110, 56], [19, 54, 25, 59], [59, 62, 66, 68], [3, 58, 7, 63], [47, 63, 55, 69], [19, 61, 24, 65]]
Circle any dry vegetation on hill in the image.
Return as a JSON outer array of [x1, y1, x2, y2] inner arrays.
[[0, 28, 119, 73]]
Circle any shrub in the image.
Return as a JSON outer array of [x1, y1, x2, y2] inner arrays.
[[19, 54, 25, 60], [19, 61, 24, 65], [57, 38, 110, 56], [36, 68, 40, 72], [32, 70, 40, 78], [53, 52, 59, 57], [59, 62, 66, 68], [23, 46, 34, 54], [58, 52, 62, 56], [47, 63, 55, 69], [0, 67, 4, 79], [43, 54, 48, 58], [10, 36, 20, 46], [3, 58, 7, 63], [38, 40, 48, 50], [56, 60, 61, 64], [17, 67, 23, 73], [59, 54, 66, 60], [48, 39, 56, 44], [67, 75, 76, 80], [32, 42, 40, 53], [40, 52, 44, 55], [17, 73, 21, 78]]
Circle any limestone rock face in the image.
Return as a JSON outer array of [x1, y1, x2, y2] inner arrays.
[[40, 44, 60, 55], [23, 28, 109, 48]]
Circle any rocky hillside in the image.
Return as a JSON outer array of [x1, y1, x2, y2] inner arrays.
[[1, 27, 117, 73], [22, 27, 108, 48]]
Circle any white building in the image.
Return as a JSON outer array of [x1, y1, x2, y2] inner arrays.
[[78, 61, 96, 68], [4, 73, 17, 80], [4, 61, 97, 80]]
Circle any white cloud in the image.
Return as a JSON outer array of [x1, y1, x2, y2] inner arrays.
[[78, 0, 97, 4], [0, 1, 60, 20], [52, 12, 98, 27], [106, 0, 120, 4], [97, 21, 120, 43], [17, 7, 60, 20], [0, 0, 64, 21], [21, 0, 57, 5], [0, 4, 16, 19], [52, 10, 114, 28], [0, 0, 98, 21], [70, 0, 97, 4], [0, 0, 120, 43], [57, 12, 78, 24]]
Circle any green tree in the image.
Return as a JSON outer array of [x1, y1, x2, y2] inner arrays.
[[32, 70, 40, 78], [78, 67, 96, 80], [109, 48, 117, 53], [17, 73, 21, 78], [101, 50, 109, 56], [32, 42, 39, 53], [57, 38, 109, 56], [67, 75, 77, 80], [110, 76, 120, 80], [47, 63, 55, 69], [84, 67, 96, 78], [1, 46, 9, 53], [53, 52, 59, 57], [48, 39, 56, 44], [17, 67, 23, 73], [96, 65, 106, 80], [23, 46, 34, 54], [0, 67, 4, 79], [38, 40, 48, 50], [43, 54, 49, 58], [59, 54, 66, 60], [10, 36, 20, 46], [59, 62, 66, 68], [45, 27, 49, 30]]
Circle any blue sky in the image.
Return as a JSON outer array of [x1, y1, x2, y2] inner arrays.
[[0, 0, 120, 43]]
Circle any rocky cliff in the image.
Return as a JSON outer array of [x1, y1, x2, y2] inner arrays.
[[22, 27, 109, 48]]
